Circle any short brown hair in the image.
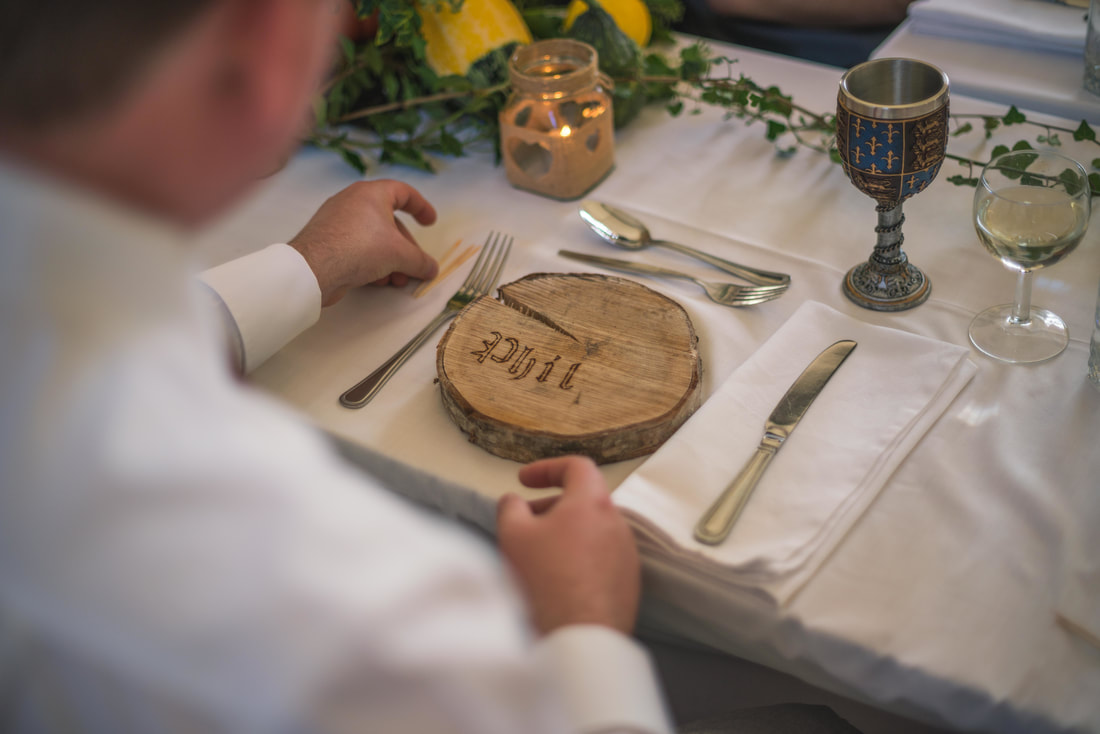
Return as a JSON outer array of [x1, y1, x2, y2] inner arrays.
[[0, 1, 215, 128]]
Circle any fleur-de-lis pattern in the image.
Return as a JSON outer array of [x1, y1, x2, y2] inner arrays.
[[835, 93, 948, 205]]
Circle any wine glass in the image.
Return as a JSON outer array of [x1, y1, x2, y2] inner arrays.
[[836, 58, 949, 311], [969, 150, 1091, 363]]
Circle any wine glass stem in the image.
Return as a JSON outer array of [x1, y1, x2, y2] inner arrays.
[[1011, 270, 1033, 326]]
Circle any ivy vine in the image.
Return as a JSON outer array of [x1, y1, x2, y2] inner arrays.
[[312, 0, 1100, 197]]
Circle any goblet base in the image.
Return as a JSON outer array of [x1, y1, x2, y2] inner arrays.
[[843, 261, 930, 312], [968, 304, 1069, 364]]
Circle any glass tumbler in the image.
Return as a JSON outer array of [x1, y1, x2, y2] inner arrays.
[[1089, 280, 1100, 387], [1085, 0, 1100, 95]]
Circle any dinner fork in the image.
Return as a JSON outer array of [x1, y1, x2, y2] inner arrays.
[[558, 250, 787, 308], [339, 232, 513, 409]]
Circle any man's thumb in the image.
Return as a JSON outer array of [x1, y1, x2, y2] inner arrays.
[[496, 493, 533, 536]]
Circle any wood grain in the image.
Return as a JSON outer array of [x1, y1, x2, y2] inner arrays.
[[436, 273, 702, 464]]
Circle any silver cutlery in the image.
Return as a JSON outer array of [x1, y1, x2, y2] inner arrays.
[[579, 200, 791, 288], [558, 250, 788, 308], [694, 340, 857, 545], [339, 232, 513, 409]]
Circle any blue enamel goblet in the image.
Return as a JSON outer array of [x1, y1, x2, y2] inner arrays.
[[836, 58, 949, 311]]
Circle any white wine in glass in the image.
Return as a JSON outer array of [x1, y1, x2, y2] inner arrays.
[[969, 150, 1091, 364]]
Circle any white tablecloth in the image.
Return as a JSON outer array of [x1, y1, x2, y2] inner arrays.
[[874, 18, 1100, 124], [196, 41, 1100, 733]]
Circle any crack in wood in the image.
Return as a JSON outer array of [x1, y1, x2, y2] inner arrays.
[[498, 293, 579, 342]]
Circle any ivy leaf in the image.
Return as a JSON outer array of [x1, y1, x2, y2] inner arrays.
[[1003, 106, 1026, 125], [339, 148, 369, 175], [1058, 168, 1086, 196], [435, 130, 464, 157], [645, 0, 685, 28], [312, 94, 328, 128], [757, 86, 792, 117], [666, 100, 684, 117], [1090, 173, 1100, 193], [951, 122, 973, 137], [382, 71, 400, 101], [765, 120, 787, 141], [1092, 158, 1100, 170], [380, 140, 434, 171], [991, 144, 1010, 159], [983, 117, 1000, 138], [947, 174, 980, 187], [643, 52, 676, 77], [1074, 120, 1097, 142], [339, 36, 357, 64], [678, 43, 712, 79], [998, 147, 1038, 179]]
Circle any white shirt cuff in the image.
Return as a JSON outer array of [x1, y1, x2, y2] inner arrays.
[[535, 625, 672, 734], [198, 244, 321, 374]]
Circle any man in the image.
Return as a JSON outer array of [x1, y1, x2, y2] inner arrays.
[[0, 2, 670, 732]]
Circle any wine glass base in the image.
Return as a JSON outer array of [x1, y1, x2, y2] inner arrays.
[[968, 304, 1069, 364], [843, 261, 931, 312]]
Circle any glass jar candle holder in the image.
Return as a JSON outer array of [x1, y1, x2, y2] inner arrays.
[[499, 39, 614, 200]]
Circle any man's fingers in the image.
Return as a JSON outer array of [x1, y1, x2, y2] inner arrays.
[[519, 456, 603, 497], [527, 495, 560, 515], [496, 492, 534, 535], [387, 217, 437, 282], [388, 180, 437, 226]]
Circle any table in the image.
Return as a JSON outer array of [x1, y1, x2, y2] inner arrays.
[[195, 41, 1100, 733], [874, 19, 1100, 124]]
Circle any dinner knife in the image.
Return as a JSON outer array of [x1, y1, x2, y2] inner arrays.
[[693, 339, 857, 546]]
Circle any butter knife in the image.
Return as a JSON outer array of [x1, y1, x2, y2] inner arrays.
[[693, 339, 857, 546]]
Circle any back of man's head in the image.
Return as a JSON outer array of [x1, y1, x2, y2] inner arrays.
[[0, 2, 215, 129]]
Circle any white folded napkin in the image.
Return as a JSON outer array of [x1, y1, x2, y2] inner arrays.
[[908, 0, 1087, 55], [613, 301, 977, 607]]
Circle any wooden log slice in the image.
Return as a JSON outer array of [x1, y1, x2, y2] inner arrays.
[[436, 273, 702, 464]]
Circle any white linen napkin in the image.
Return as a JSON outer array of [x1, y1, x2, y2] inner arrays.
[[907, 0, 1087, 55], [613, 301, 977, 607]]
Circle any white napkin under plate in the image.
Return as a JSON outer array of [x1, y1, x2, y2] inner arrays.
[[907, 0, 1087, 55], [613, 301, 977, 607]]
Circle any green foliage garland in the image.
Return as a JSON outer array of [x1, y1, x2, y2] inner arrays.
[[312, 0, 1100, 197]]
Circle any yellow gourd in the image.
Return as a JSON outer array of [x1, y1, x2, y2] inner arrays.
[[418, 0, 533, 77], [563, 0, 652, 47]]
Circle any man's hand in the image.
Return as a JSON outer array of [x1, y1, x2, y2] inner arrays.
[[497, 456, 641, 637], [288, 180, 439, 307]]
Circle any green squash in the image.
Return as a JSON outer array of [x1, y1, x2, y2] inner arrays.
[[565, 0, 641, 79]]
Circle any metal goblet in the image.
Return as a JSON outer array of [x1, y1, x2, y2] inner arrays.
[[836, 58, 949, 311]]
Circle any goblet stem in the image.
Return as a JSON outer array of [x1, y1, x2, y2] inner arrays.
[[1011, 271, 1033, 325], [873, 203, 905, 267], [842, 202, 931, 311]]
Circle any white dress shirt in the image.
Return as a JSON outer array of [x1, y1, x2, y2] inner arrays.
[[0, 161, 671, 734]]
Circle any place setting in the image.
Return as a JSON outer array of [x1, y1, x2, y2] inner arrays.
[[320, 53, 1100, 635]]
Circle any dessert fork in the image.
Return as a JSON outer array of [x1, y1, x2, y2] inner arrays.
[[558, 250, 787, 308]]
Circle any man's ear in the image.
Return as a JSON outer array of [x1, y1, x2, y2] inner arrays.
[[210, 0, 335, 158]]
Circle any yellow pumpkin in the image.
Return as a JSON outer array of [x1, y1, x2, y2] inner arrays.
[[418, 0, 533, 77], [563, 0, 652, 47]]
